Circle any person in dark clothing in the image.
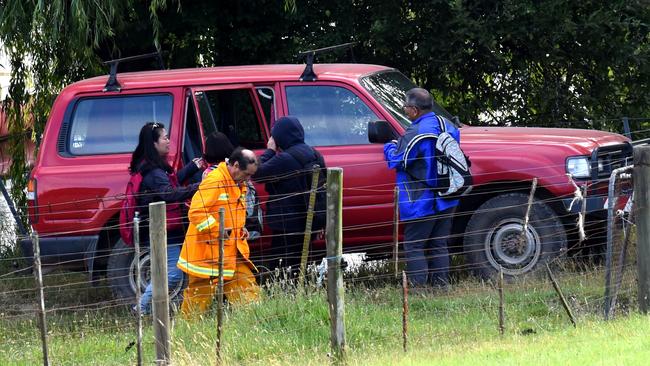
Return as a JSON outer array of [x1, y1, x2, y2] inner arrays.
[[129, 122, 203, 314], [253, 116, 323, 272]]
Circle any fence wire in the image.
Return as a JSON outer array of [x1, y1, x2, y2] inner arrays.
[[0, 160, 641, 365]]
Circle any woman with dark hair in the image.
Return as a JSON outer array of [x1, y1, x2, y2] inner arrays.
[[130, 122, 203, 314], [202, 131, 235, 179]]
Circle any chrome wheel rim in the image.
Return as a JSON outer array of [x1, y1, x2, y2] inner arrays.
[[484, 218, 541, 275]]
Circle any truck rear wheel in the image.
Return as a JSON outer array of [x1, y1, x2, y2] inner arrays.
[[106, 239, 186, 304], [463, 193, 567, 278]]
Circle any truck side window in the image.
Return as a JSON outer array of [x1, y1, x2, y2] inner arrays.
[[194, 89, 265, 149], [285, 85, 379, 146], [256, 87, 275, 129], [67, 94, 173, 155]]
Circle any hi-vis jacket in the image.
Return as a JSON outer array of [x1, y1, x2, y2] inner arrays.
[[177, 162, 256, 279]]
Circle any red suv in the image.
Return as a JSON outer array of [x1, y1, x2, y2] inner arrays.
[[22, 58, 632, 300]]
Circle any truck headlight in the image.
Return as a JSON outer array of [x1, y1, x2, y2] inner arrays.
[[566, 157, 590, 178]]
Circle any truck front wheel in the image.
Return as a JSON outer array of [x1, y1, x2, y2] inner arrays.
[[106, 239, 186, 305], [463, 193, 567, 278]]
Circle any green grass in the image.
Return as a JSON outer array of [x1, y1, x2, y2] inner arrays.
[[0, 265, 646, 365]]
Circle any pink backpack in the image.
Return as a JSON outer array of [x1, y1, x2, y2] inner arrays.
[[119, 172, 144, 246]]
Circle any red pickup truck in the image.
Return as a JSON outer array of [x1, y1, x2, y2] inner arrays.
[[21, 59, 632, 300]]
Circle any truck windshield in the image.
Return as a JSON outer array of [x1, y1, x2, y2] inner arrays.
[[361, 70, 454, 128]]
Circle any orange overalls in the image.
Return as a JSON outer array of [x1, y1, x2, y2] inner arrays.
[[177, 162, 259, 316]]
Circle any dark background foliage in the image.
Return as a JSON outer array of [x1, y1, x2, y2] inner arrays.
[[104, 0, 649, 127], [0, 0, 648, 231]]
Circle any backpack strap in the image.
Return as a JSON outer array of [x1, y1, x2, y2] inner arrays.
[[436, 115, 447, 133], [402, 133, 438, 169]]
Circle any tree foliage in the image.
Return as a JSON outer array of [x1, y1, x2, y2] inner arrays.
[[0, 0, 129, 228], [0, 0, 648, 235], [112, 0, 648, 127]]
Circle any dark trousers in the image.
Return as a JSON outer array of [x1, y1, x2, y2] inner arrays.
[[403, 209, 453, 287], [270, 230, 312, 271]]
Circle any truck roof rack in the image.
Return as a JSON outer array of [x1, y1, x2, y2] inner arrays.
[[298, 42, 356, 82], [103, 52, 165, 92]]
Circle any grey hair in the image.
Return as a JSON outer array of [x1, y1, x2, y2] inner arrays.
[[405, 88, 433, 111]]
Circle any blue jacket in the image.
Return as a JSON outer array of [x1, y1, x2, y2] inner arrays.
[[253, 116, 320, 232], [384, 112, 460, 221]]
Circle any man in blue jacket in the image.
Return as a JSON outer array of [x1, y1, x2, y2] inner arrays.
[[384, 88, 460, 288]]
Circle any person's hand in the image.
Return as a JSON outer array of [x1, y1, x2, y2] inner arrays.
[[267, 136, 277, 151], [241, 227, 250, 240], [192, 157, 206, 169]]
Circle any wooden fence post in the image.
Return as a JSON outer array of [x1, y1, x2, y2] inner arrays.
[[634, 146, 650, 313], [32, 232, 50, 366], [546, 263, 577, 327], [299, 165, 321, 287], [393, 186, 400, 278], [149, 202, 171, 365], [133, 212, 143, 366], [402, 271, 408, 353], [520, 178, 537, 244], [498, 267, 505, 336], [216, 208, 225, 365], [326, 168, 346, 363]]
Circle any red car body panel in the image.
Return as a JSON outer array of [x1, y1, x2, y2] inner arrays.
[[25, 64, 630, 266]]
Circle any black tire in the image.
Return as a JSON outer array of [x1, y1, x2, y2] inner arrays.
[[106, 239, 186, 303], [463, 193, 567, 278]]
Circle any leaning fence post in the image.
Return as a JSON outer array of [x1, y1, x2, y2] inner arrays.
[[216, 208, 225, 365], [521, 178, 537, 235], [32, 231, 50, 366], [326, 168, 346, 363], [149, 202, 171, 365], [498, 266, 505, 336], [402, 270, 408, 353], [299, 165, 321, 287], [546, 263, 577, 327], [393, 186, 400, 278], [634, 146, 650, 313], [133, 212, 143, 366]]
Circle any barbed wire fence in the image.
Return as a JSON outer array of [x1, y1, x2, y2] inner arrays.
[[0, 144, 646, 365]]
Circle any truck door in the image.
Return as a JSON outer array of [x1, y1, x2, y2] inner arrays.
[[280, 82, 396, 248], [189, 83, 269, 151]]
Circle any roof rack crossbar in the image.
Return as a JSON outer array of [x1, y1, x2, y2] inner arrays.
[[103, 52, 165, 92], [298, 42, 356, 82]]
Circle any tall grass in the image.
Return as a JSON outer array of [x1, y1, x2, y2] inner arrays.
[[0, 261, 643, 365]]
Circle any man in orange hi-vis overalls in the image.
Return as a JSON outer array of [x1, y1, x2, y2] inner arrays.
[[178, 147, 260, 316]]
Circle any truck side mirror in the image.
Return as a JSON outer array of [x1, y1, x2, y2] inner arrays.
[[368, 120, 394, 144]]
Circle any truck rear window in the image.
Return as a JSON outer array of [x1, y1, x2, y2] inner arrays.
[[67, 94, 173, 155]]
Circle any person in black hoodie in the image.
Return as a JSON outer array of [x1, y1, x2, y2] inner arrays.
[[253, 116, 324, 272], [129, 122, 203, 314]]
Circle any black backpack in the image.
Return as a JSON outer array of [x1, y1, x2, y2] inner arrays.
[[286, 147, 327, 231]]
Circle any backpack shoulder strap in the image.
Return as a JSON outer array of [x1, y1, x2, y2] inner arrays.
[[436, 115, 447, 133], [402, 133, 438, 168]]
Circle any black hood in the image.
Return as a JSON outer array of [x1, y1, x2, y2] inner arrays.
[[272, 116, 305, 150]]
